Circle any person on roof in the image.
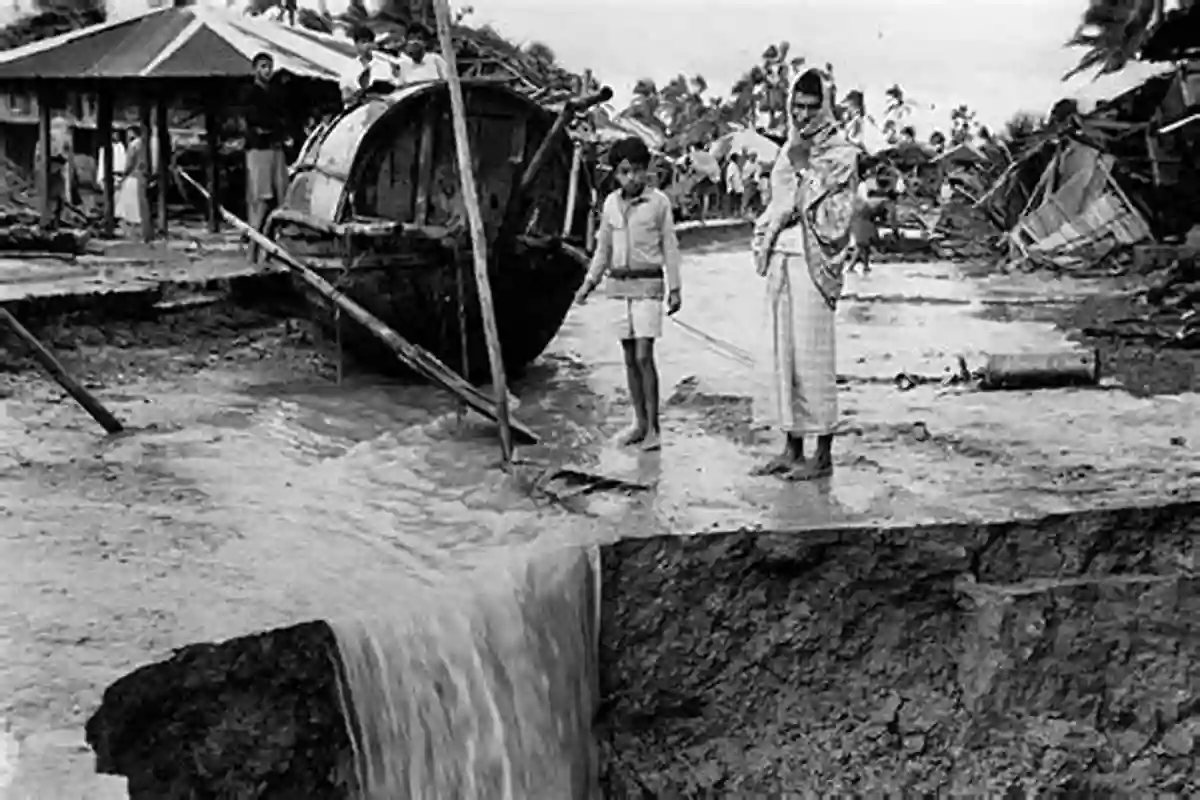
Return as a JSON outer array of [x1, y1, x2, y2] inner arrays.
[[340, 26, 395, 106], [240, 51, 292, 262], [396, 23, 448, 84]]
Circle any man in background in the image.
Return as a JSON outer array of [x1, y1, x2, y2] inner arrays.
[[396, 23, 448, 83], [723, 152, 743, 217], [740, 151, 760, 216], [97, 128, 126, 193], [686, 143, 720, 220], [241, 51, 292, 262]]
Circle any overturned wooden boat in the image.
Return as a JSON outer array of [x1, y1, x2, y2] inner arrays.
[[268, 80, 592, 382]]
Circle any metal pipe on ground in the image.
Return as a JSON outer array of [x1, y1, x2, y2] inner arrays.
[[979, 349, 1101, 391]]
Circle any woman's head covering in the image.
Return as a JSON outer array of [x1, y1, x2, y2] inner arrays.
[[786, 68, 836, 140]]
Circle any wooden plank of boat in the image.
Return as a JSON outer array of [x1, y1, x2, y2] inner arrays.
[[174, 167, 539, 445]]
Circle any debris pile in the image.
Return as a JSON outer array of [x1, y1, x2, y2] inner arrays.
[[0, 157, 96, 255], [1080, 257, 1200, 349], [930, 199, 1005, 262]]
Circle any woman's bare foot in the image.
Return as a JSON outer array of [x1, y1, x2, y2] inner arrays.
[[617, 425, 647, 446], [751, 453, 800, 476], [640, 431, 661, 452], [784, 454, 833, 481]]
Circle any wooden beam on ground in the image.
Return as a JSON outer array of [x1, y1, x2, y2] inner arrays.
[[173, 167, 538, 446], [98, 89, 115, 237], [434, 0, 515, 463], [0, 308, 124, 435]]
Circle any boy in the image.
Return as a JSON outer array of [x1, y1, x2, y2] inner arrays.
[[396, 24, 448, 84], [575, 137, 682, 452], [340, 27, 392, 106]]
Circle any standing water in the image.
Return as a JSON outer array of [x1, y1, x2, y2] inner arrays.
[[328, 544, 602, 799]]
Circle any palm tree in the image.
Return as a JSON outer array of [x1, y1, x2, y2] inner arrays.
[[949, 104, 977, 145], [1063, 0, 1161, 80]]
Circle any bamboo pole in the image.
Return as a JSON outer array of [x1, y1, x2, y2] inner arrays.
[[433, 0, 514, 464], [562, 145, 582, 237], [173, 167, 537, 446], [0, 308, 124, 434]]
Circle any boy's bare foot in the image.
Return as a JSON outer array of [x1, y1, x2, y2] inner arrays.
[[640, 431, 661, 452], [617, 425, 647, 446]]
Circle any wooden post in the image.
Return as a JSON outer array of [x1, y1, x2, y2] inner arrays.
[[36, 85, 52, 228], [98, 88, 115, 237], [138, 99, 153, 242], [155, 94, 170, 237], [412, 105, 438, 224], [434, 0, 514, 463], [204, 98, 221, 233], [0, 308, 124, 434], [561, 69, 588, 238]]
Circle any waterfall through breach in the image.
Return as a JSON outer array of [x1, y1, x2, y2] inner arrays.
[[328, 545, 602, 799]]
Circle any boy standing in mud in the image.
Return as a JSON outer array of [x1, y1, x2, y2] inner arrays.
[[575, 137, 683, 452]]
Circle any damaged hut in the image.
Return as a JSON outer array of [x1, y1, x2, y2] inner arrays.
[[980, 2, 1200, 267]]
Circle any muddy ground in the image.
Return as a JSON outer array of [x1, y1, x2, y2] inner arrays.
[[1, 251, 1196, 796]]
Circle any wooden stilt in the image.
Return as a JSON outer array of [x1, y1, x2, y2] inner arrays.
[[204, 98, 221, 234], [173, 167, 538, 445], [155, 96, 170, 238], [36, 86, 52, 228], [138, 100, 153, 243], [98, 89, 115, 237], [434, 0, 514, 463], [0, 308, 123, 434]]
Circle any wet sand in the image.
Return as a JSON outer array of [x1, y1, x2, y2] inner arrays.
[[1, 247, 1197, 796]]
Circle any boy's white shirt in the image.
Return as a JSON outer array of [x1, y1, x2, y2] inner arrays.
[[397, 53, 448, 84]]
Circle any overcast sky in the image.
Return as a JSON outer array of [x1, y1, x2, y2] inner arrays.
[[465, 0, 1171, 132], [4, 0, 1171, 134]]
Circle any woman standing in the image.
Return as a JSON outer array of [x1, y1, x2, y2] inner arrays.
[[114, 125, 145, 234], [751, 68, 860, 481]]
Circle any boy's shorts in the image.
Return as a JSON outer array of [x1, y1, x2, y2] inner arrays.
[[614, 298, 663, 340]]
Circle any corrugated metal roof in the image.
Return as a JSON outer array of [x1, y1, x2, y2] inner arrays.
[[0, 6, 397, 82]]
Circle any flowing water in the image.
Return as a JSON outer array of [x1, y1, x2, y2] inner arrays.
[[328, 545, 602, 799]]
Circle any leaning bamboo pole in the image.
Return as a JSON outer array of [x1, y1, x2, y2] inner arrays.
[[173, 167, 538, 445], [0, 308, 124, 434], [434, 0, 515, 464]]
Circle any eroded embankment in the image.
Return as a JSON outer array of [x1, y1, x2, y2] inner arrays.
[[599, 502, 1199, 796], [84, 501, 1199, 797]]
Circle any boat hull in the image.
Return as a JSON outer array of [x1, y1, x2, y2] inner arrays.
[[299, 247, 585, 384]]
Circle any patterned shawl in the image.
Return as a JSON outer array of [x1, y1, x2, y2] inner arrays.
[[754, 68, 861, 310]]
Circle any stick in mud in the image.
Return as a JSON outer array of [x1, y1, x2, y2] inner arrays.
[[172, 167, 538, 446], [434, 0, 515, 464], [0, 308, 124, 434]]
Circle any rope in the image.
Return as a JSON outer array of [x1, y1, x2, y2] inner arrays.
[[669, 316, 754, 368]]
